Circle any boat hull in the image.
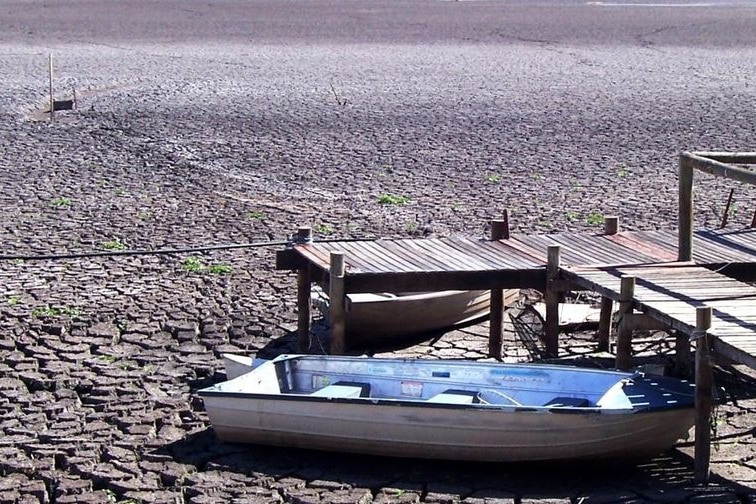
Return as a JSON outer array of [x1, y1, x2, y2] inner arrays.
[[313, 287, 519, 348], [202, 394, 693, 461]]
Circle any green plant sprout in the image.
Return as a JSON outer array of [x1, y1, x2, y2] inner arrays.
[[378, 194, 410, 205], [102, 239, 126, 251], [586, 212, 604, 225], [51, 197, 72, 208]]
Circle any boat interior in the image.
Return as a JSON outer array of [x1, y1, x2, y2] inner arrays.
[[208, 355, 695, 412]]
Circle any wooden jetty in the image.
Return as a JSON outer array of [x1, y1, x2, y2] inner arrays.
[[276, 151, 756, 482]]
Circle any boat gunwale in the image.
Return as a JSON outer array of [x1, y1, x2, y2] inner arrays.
[[196, 388, 695, 414]]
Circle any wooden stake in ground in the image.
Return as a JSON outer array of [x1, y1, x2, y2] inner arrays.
[[48, 53, 54, 122]]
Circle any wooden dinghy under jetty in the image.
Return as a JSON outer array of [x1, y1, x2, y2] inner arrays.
[[199, 354, 696, 462], [311, 285, 519, 348]]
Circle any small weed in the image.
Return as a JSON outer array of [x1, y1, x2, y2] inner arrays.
[[8, 295, 20, 306], [51, 197, 72, 208], [207, 264, 232, 275], [451, 203, 465, 212], [116, 320, 129, 332], [313, 223, 333, 235], [617, 166, 630, 178], [182, 257, 231, 275], [378, 194, 410, 206], [102, 238, 126, 251], [586, 212, 604, 225], [566, 210, 578, 221], [137, 211, 152, 221], [12, 258, 24, 265], [405, 221, 419, 234], [182, 256, 205, 273], [115, 188, 127, 197], [32, 305, 82, 319], [532, 172, 545, 181], [247, 210, 265, 220], [485, 174, 502, 184]]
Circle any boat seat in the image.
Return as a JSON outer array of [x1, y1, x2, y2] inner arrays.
[[427, 389, 479, 404], [310, 382, 371, 398], [543, 397, 590, 408]]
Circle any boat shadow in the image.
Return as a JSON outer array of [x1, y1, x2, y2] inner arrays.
[[254, 318, 457, 357], [155, 431, 752, 500]]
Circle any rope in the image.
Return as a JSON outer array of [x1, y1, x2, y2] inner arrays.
[[0, 236, 377, 262]]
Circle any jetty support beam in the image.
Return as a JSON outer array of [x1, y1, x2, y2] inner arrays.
[[544, 245, 561, 357], [597, 216, 619, 352], [488, 211, 510, 360], [329, 252, 347, 355], [295, 227, 313, 352], [694, 305, 713, 484], [615, 275, 635, 371]]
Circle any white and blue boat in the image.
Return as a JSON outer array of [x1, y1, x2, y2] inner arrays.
[[198, 354, 695, 462]]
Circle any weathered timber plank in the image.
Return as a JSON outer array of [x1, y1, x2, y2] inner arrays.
[[382, 240, 449, 271], [507, 234, 559, 263], [696, 231, 756, 262], [439, 239, 519, 269], [562, 233, 650, 264], [332, 241, 400, 272], [495, 238, 549, 266], [319, 242, 379, 273], [394, 240, 464, 272], [404, 239, 475, 271], [545, 234, 607, 265], [425, 238, 495, 270], [297, 243, 341, 270], [423, 239, 495, 269], [484, 241, 544, 268], [607, 233, 678, 262], [342, 269, 545, 293], [358, 241, 423, 272]]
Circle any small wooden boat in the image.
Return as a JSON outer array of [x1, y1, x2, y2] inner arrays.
[[311, 285, 519, 348], [199, 354, 695, 462]]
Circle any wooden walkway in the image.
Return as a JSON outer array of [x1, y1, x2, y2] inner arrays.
[[278, 228, 756, 293], [563, 263, 756, 370], [277, 228, 756, 360]]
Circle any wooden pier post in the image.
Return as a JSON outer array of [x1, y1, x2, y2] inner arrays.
[[674, 330, 693, 377], [597, 216, 619, 351], [48, 53, 55, 122], [329, 251, 347, 355], [488, 216, 509, 359], [295, 227, 313, 353], [615, 275, 635, 371], [694, 305, 713, 484], [544, 245, 561, 358], [597, 298, 614, 352], [603, 215, 619, 235], [679, 156, 694, 262]]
